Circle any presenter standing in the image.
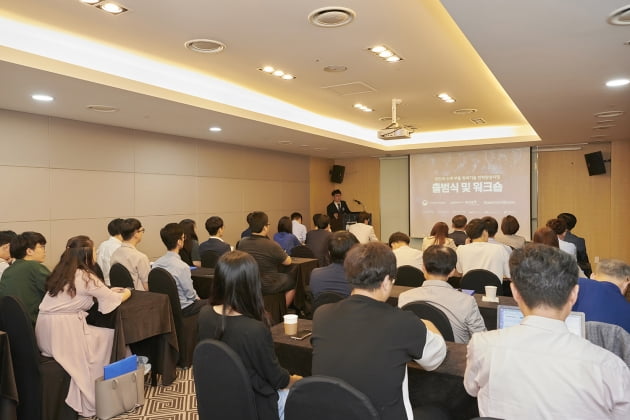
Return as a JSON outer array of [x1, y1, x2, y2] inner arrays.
[[326, 189, 352, 232]]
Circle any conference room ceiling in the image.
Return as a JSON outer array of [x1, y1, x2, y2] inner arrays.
[[1, 1, 628, 159]]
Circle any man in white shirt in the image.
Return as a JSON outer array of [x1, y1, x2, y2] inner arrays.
[[290, 212, 307, 244], [152, 223, 205, 315], [399, 245, 486, 343], [96, 218, 123, 285], [464, 244, 630, 419], [456, 218, 510, 281], [0, 231, 16, 278], [110, 218, 150, 291], [348, 212, 378, 244], [388, 231, 422, 270]]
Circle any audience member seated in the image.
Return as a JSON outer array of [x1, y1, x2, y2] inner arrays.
[[448, 214, 468, 246], [198, 251, 302, 420], [179, 218, 201, 267], [533, 226, 586, 278], [312, 242, 447, 420], [347, 212, 378, 244], [273, 216, 301, 253], [152, 223, 206, 316], [421, 221, 457, 251], [481, 216, 512, 255], [200, 216, 232, 257], [572, 259, 630, 333], [291, 212, 307, 244], [546, 218, 577, 258], [398, 245, 486, 343], [110, 218, 150, 291], [95, 218, 123, 285], [464, 244, 630, 419], [495, 215, 526, 249], [310, 231, 358, 299], [241, 212, 254, 238], [306, 214, 333, 266], [35, 235, 130, 418], [0, 230, 17, 278], [388, 231, 423, 270], [0, 231, 50, 325], [237, 211, 296, 306], [455, 218, 510, 282], [558, 212, 592, 277]]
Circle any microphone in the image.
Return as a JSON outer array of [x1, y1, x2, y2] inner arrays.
[[353, 199, 362, 205]]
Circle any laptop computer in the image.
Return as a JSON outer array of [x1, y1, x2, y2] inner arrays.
[[496, 305, 586, 338]]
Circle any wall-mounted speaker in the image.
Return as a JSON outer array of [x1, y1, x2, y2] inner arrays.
[[330, 165, 345, 183], [584, 151, 606, 176]]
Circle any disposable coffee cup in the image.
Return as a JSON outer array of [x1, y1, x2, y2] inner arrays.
[[283, 314, 298, 335], [485, 285, 497, 299]]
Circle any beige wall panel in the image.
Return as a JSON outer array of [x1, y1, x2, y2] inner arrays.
[[196, 143, 246, 178], [134, 173, 197, 216], [133, 214, 184, 261], [242, 180, 284, 212], [0, 166, 51, 222], [50, 169, 134, 219], [0, 110, 50, 167], [48, 118, 135, 172], [309, 157, 334, 229], [281, 182, 310, 216], [611, 141, 630, 261], [133, 132, 199, 176], [197, 177, 245, 213], [49, 218, 110, 267]]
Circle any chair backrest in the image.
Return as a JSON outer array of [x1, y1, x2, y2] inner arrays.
[[396, 265, 425, 287], [313, 291, 346, 312], [460, 269, 502, 295], [200, 250, 220, 268], [109, 263, 134, 288], [193, 339, 258, 420], [290, 245, 315, 258], [285, 375, 380, 420], [401, 300, 455, 342], [148, 267, 188, 358], [0, 296, 43, 420], [586, 321, 630, 366]]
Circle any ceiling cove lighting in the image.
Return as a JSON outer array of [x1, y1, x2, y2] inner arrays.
[[79, 0, 100, 4], [353, 103, 373, 112], [437, 93, 456, 103], [368, 45, 403, 63], [32, 94, 54, 102], [208, 126, 222, 132], [258, 67, 295, 80], [605, 78, 630, 87]]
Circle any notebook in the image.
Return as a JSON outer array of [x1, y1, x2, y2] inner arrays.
[[496, 305, 586, 338]]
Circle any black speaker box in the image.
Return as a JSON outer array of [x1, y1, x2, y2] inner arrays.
[[584, 151, 606, 176], [330, 165, 345, 183]]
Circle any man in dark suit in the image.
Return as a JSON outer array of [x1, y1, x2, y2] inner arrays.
[[310, 230, 359, 299], [326, 189, 352, 232], [558, 212, 591, 277], [306, 215, 333, 266], [199, 216, 231, 257]]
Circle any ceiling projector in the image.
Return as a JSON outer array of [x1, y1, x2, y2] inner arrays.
[[377, 98, 413, 140]]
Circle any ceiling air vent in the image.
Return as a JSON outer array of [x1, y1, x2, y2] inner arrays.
[[308, 7, 356, 28], [471, 118, 486, 125]]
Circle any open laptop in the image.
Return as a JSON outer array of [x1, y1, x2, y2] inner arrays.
[[497, 305, 586, 338]]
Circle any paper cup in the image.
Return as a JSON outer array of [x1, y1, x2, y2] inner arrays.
[[283, 314, 298, 335], [485, 285, 497, 299]]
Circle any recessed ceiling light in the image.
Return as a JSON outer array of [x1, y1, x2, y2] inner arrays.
[[79, 0, 100, 4], [453, 108, 477, 115], [32, 94, 54, 102], [353, 103, 373, 112], [87, 105, 118, 112], [278, 140, 292, 145], [367, 45, 404, 63], [258, 67, 296, 80], [262, 66, 274, 73], [370, 46, 387, 54], [437, 93, 456, 103], [594, 110, 624, 118], [308, 7, 356, 28], [607, 5, 630, 26], [209, 126, 222, 132], [184, 39, 226, 54], [323, 65, 347, 73], [605, 78, 630, 87], [96, 2, 127, 15], [272, 70, 284, 77]]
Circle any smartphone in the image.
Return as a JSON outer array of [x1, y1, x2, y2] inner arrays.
[[290, 329, 312, 340]]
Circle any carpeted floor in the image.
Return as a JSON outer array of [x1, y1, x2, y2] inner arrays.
[[109, 368, 198, 420]]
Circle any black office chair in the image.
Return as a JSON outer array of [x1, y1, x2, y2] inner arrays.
[[313, 291, 346, 312], [200, 250, 220, 268], [290, 245, 316, 258], [0, 296, 76, 420], [193, 339, 257, 420], [402, 300, 455, 342], [148, 268, 198, 368], [109, 263, 134, 289], [396, 265, 425, 287], [460, 269, 502, 295], [285, 375, 379, 420]]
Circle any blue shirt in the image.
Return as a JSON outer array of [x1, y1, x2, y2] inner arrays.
[[573, 277, 630, 333], [152, 251, 199, 309], [272, 232, 301, 253]]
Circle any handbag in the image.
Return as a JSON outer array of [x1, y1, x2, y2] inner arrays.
[[95, 365, 145, 420]]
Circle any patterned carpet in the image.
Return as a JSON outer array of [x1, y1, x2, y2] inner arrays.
[[110, 368, 199, 420]]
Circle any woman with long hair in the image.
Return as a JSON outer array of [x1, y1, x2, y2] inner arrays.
[[179, 218, 201, 267], [422, 221, 457, 251], [35, 235, 131, 417], [533, 226, 586, 277], [198, 251, 301, 420]]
